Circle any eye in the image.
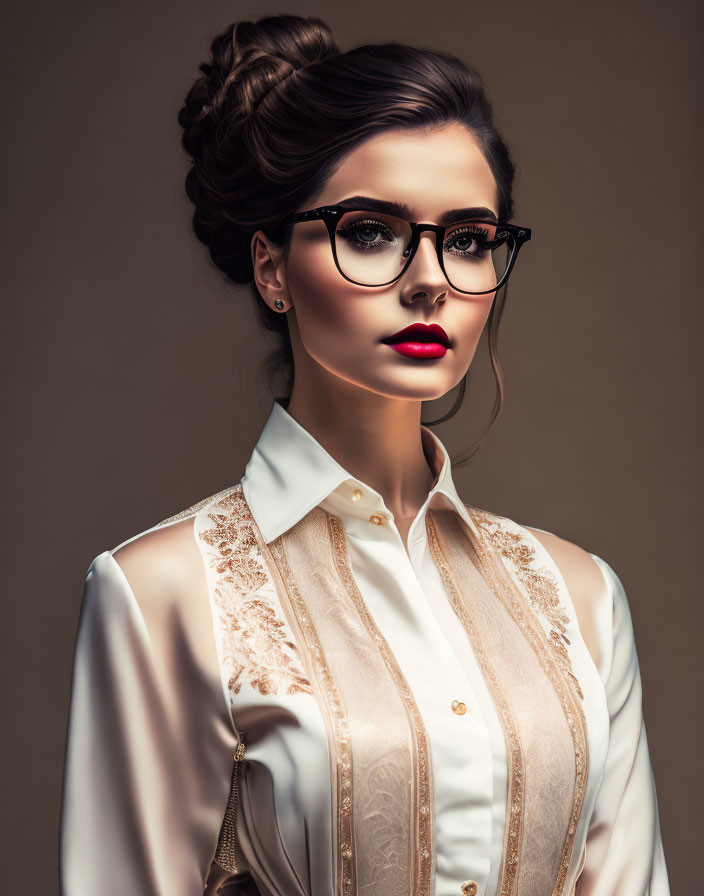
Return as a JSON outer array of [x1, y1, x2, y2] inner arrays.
[[443, 224, 493, 258], [336, 218, 397, 250]]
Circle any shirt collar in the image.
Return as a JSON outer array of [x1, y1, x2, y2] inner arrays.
[[241, 399, 478, 544]]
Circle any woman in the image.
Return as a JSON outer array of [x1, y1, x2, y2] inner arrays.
[[59, 13, 670, 896]]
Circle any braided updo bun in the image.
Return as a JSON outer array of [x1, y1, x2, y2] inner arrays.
[[177, 14, 516, 415], [178, 15, 339, 286]]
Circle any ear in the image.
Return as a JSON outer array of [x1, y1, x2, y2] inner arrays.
[[251, 230, 291, 312]]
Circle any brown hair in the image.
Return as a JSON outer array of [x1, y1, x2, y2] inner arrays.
[[177, 13, 517, 465]]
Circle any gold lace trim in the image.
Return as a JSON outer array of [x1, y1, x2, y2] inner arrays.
[[472, 509, 589, 894], [196, 485, 313, 697], [156, 486, 237, 527], [468, 508, 584, 701], [266, 531, 357, 895], [266, 508, 434, 896], [327, 513, 434, 895], [474, 509, 589, 894], [430, 506, 589, 895]]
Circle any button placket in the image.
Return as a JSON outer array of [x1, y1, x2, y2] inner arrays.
[[338, 481, 482, 896]]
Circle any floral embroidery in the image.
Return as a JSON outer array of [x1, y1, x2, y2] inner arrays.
[[197, 485, 313, 697], [468, 507, 584, 701]]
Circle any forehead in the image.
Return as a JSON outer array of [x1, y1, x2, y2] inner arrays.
[[311, 123, 499, 219]]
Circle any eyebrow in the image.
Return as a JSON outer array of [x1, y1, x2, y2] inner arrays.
[[335, 194, 499, 225]]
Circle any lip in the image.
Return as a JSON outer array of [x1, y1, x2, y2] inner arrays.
[[381, 322, 451, 359], [387, 342, 448, 358]]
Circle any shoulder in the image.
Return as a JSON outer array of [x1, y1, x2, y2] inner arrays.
[[105, 484, 240, 623], [523, 525, 611, 666], [522, 525, 608, 610], [465, 504, 607, 601], [76, 488, 242, 715], [465, 505, 613, 673], [516, 520, 645, 701]]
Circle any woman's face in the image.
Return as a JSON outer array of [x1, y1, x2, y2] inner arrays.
[[253, 122, 500, 403]]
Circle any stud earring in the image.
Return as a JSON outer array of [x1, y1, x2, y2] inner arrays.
[[274, 298, 285, 311]]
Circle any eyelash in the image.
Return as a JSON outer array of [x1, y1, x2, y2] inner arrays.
[[444, 225, 492, 258], [336, 218, 395, 249]]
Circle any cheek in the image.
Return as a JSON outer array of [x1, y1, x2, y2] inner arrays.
[[459, 297, 494, 346], [286, 238, 381, 350]]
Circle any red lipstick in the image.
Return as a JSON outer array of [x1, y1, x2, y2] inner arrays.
[[381, 322, 451, 359]]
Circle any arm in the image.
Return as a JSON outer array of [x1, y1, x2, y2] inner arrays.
[[576, 555, 670, 895], [59, 535, 239, 894]]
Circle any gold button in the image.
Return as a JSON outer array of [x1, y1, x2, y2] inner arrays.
[[451, 700, 467, 715], [352, 488, 362, 502], [369, 514, 384, 526], [460, 881, 477, 896]]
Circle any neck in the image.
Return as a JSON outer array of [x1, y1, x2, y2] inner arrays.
[[285, 374, 438, 524]]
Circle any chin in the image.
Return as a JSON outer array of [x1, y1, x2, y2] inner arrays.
[[362, 377, 453, 402]]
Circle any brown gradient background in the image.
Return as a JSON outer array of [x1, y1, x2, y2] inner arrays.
[[1, 0, 700, 891]]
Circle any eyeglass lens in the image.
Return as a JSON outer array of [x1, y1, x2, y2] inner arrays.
[[333, 211, 512, 294]]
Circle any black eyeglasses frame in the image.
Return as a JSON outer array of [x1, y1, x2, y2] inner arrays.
[[277, 204, 532, 295]]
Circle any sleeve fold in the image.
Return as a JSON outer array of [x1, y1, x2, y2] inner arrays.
[[60, 550, 236, 895], [576, 556, 671, 895]]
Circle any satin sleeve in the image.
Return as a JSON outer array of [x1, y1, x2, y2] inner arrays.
[[577, 556, 671, 895], [59, 549, 238, 895]]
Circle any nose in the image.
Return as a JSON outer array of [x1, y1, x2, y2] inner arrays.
[[400, 230, 448, 304]]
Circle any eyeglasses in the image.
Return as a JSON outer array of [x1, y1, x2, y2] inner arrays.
[[278, 203, 532, 295]]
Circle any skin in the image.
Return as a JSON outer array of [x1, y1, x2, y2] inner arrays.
[[251, 122, 499, 551]]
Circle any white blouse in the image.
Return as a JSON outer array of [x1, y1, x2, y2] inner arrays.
[[59, 399, 670, 896]]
